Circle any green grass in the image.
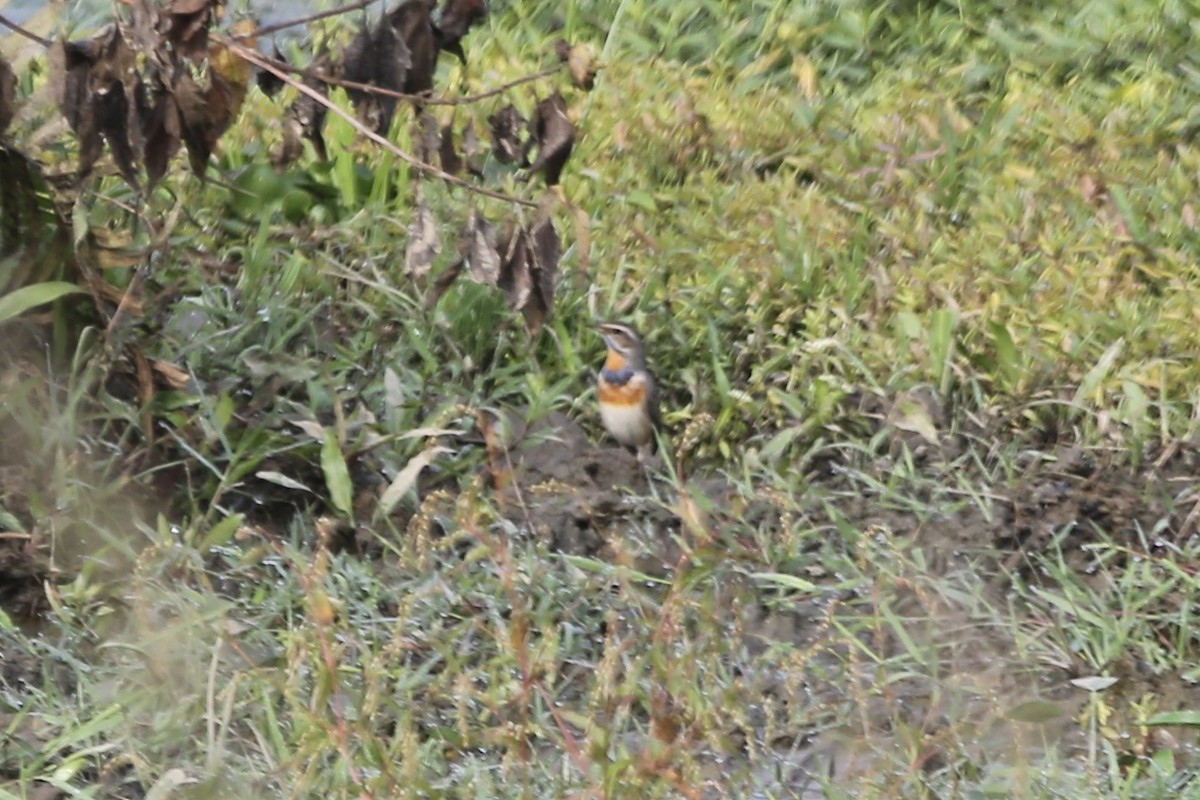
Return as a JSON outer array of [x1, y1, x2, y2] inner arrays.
[[3, 0, 1200, 797]]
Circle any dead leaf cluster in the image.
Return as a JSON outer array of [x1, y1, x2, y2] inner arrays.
[[5, 0, 582, 337], [480, 92, 574, 186], [393, 88, 577, 331], [434, 205, 560, 331], [48, 0, 252, 186], [272, 0, 487, 163]]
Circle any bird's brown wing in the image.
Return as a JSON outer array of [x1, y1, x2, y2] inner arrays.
[[646, 370, 663, 431]]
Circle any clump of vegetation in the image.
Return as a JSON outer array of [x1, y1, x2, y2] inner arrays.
[[2, 0, 1199, 797]]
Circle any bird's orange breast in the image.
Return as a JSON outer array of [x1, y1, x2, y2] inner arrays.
[[598, 375, 647, 407]]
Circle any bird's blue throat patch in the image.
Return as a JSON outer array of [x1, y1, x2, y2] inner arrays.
[[599, 367, 637, 386]]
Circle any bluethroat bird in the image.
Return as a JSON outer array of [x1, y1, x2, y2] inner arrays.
[[596, 321, 662, 461]]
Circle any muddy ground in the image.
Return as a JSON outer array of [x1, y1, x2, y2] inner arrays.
[[2, 402, 1198, 795]]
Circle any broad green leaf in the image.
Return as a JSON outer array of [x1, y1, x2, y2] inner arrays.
[[1120, 378, 1149, 440], [627, 190, 656, 212], [750, 572, 818, 593], [761, 426, 803, 461], [256, 470, 313, 492], [377, 446, 449, 518], [200, 513, 244, 551], [242, 347, 319, 383], [214, 393, 235, 433], [1005, 700, 1064, 723], [928, 308, 958, 395], [769, 388, 806, 420], [1107, 184, 1148, 242], [988, 321, 1022, 386], [0, 505, 24, 532], [1145, 710, 1200, 727], [321, 430, 354, 519], [560, 554, 669, 585], [1072, 338, 1124, 410], [0, 282, 86, 324], [895, 311, 922, 341], [890, 394, 939, 445]]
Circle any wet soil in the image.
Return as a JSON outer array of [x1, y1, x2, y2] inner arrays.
[[3, 401, 1199, 794]]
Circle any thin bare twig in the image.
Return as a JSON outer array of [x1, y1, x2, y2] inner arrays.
[[236, 0, 379, 41], [223, 39, 537, 208], [0, 14, 51, 48], [249, 48, 564, 108], [437, 66, 564, 106]]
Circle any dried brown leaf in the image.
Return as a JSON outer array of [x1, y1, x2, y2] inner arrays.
[[143, 91, 182, 186], [439, 122, 462, 174], [496, 222, 532, 312], [49, 35, 96, 145], [96, 28, 147, 189], [256, 45, 288, 97], [276, 113, 307, 166], [488, 104, 525, 165], [405, 193, 440, 278], [132, 346, 155, 444], [524, 214, 559, 332], [211, 68, 249, 135], [0, 56, 14, 135], [462, 209, 500, 284], [169, 0, 223, 61], [476, 408, 510, 498], [172, 71, 212, 176], [128, 0, 162, 49], [418, 110, 439, 162], [527, 92, 573, 186], [529, 213, 560, 307], [555, 40, 598, 91], [172, 0, 216, 15], [487, 212, 560, 333], [343, 9, 412, 132], [50, 27, 145, 186], [149, 358, 191, 391], [284, 77, 329, 163], [172, 64, 243, 177], [432, 0, 487, 64], [461, 117, 482, 173], [340, 0, 486, 130], [389, 0, 438, 96]]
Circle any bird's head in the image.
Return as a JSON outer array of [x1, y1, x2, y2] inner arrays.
[[597, 321, 646, 370]]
